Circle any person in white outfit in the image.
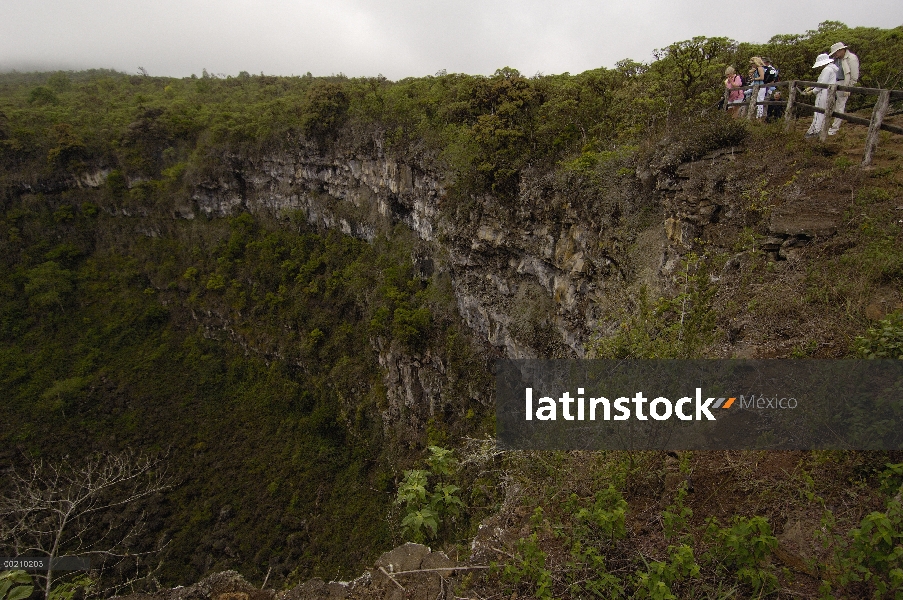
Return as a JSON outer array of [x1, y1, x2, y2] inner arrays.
[[807, 53, 840, 138], [827, 42, 859, 135]]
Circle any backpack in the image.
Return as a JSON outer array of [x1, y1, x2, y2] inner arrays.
[[763, 65, 779, 84]]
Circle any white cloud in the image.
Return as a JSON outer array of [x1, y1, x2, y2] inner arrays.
[[1, 0, 901, 79]]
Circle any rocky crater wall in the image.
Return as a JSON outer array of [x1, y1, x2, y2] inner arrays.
[[183, 143, 653, 360]]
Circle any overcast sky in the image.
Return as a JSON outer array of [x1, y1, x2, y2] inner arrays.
[[2, 0, 902, 80]]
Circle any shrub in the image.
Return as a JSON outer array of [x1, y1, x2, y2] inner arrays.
[[574, 484, 628, 541], [391, 306, 431, 350], [301, 83, 350, 142], [28, 86, 58, 105], [634, 544, 700, 600], [855, 312, 903, 359], [394, 447, 464, 542], [662, 481, 693, 541], [24, 261, 75, 309], [502, 534, 553, 600], [704, 515, 777, 592]]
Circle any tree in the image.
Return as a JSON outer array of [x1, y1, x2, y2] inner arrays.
[[27, 87, 58, 106], [651, 36, 738, 104], [47, 72, 72, 93], [0, 451, 174, 599], [300, 82, 350, 143]]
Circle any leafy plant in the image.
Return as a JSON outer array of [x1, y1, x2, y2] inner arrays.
[[855, 312, 903, 359], [47, 575, 95, 600], [395, 469, 429, 506], [704, 515, 778, 592], [400, 507, 439, 540], [425, 445, 456, 476], [394, 447, 464, 542], [574, 484, 628, 541], [0, 571, 34, 600], [566, 543, 624, 597], [662, 481, 693, 541], [559, 492, 627, 597], [634, 544, 700, 600], [501, 534, 554, 600], [881, 463, 903, 496], [827, 488, 903, 597]]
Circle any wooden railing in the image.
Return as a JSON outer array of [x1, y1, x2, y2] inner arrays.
[[722, 80, 903, 166]]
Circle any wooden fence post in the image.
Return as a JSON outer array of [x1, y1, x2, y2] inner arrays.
[[862, 89, 891, 167], [746, 84, 760, 120], [783, 81, 797, 132], [722, 87, 729, 112], [819, 84, 837, 142]]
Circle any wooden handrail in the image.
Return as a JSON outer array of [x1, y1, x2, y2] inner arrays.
[[722, 78, 902, 166], [790, 103, 903, 135], [732, 80, 903, 99]]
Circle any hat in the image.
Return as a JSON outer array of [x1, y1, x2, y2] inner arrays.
[[813, 53, 833, 69], [829, 42, 848, 57]]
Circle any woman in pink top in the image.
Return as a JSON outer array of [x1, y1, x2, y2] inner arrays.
[[724, 66, 744, 117]]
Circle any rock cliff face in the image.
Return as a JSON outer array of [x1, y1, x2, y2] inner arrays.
[[177, 128, 858, 368], [183, 141, 651, 362]]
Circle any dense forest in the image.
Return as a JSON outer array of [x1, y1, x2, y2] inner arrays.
[[1, 20, 903, 599]]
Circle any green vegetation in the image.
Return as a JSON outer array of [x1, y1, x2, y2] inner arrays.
[[704, 515, 778, 592], [634, 544, 700, 600], [394, 446, 465, 542], [501, 532, 555, 600], [0, 572, 34, 600], [0, 197, 489, 588], [833, 492, 903, 596], [463, 451, 903, 599], [806, 462, 903, 597], [662, 483, 693, 543], [46, 576, 95, 600], [856, 312, 903, 358], [1, 23, 899, 208], [591, 253, 717, 359]]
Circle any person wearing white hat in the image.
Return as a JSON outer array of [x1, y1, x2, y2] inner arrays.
[[807, 53, 840, 138], [827, 42, 859, 135]]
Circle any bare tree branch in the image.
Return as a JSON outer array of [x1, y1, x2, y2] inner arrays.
[[0, 450, 174, 599]]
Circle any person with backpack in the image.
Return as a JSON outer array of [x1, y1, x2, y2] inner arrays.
[[827, 42, 859, 135], [748, 57, 767, 118], [806, 53, 840, 138], [762, 58, 779, 91], [761, 58, 781, 121]]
